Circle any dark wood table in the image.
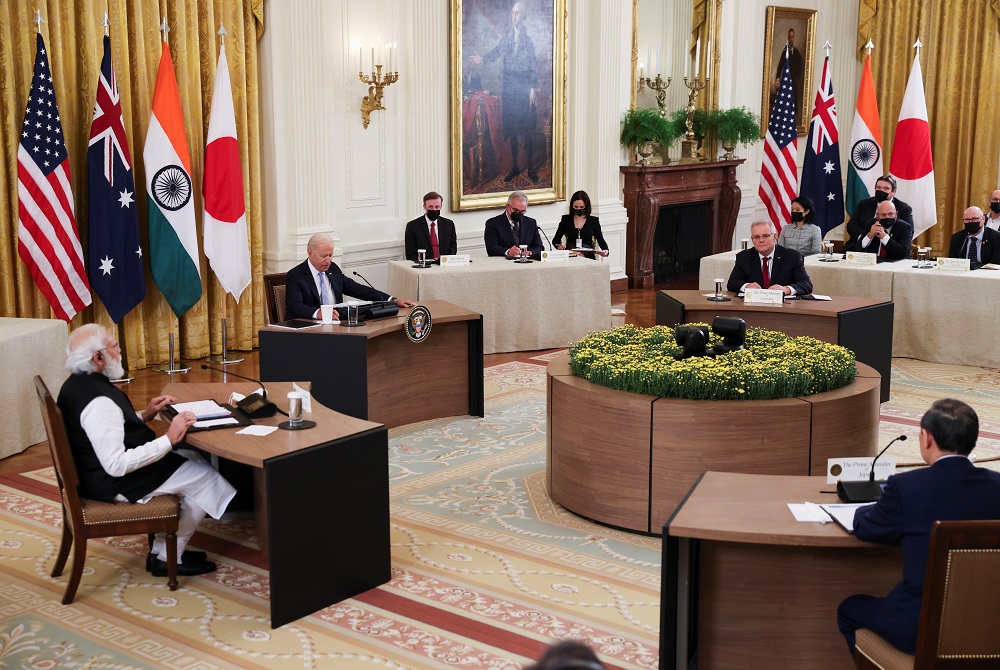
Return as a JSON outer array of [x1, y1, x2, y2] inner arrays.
[[656, 289, 894, 402], [163, 382, 389, 628], [259, 299, 484, 428], [661, 472, 902, 670]]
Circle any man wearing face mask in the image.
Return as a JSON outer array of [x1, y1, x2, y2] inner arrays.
[[404, 191, 458, 262], [985, 190, 1000, 231], [484, 190, 544, 258], [857, 200, 914, 261], [844, 175, 914, 251], [948, 206, 1000, 268]]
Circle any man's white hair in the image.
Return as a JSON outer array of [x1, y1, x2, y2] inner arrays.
[[307, 233, 333, 252], [749, 220, 775, 235], [65, 323, 110, 375], [507, 191, 528, 206]]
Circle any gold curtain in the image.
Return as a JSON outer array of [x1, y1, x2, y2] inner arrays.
[[0, 0, 264, 369], [857, 0, 1000, 252]]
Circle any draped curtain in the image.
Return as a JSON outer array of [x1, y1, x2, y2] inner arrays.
[[857, 0, 1000, 252], [0, 0, 264, 369]]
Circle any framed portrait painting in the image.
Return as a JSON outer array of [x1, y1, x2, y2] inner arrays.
[[451, 0, 566, 211], [760, 6, 816, 137]]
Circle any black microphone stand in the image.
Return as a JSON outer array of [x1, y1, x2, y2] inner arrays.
[[836, 434, 907, 503]]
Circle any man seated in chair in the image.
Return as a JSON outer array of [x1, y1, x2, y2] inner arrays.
[[57, 324, 236, 576], [837, 398, 1000, 656]]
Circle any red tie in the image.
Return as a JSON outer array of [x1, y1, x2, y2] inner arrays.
[[762, 256, 771, 288], [878, 239, 886, 257], [430, 222, 440, 259]]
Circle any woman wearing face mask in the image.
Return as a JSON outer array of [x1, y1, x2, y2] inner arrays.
[[552, 190, 609, 259], [776, 195, 823, 256]]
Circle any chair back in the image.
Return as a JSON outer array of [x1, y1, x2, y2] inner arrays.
[[263, 272, 287, 324], [33, 376, 85, 532], [913, 519, 1000, 669]]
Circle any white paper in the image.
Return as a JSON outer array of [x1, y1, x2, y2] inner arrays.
[[820, 503, 872, 533], [788, 502, 832, 523], [611, 308, 626, 316], [194, 417, 239, 428], [236, 425, 280, 436], [228, 391, 246, 405], [811, 294, 833, 301], [171, 400, 231, 420]]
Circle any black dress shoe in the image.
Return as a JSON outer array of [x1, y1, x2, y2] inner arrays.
[[146, 550, 210, 573], [149, 555, 217, 577], [504, 168, 520, 181], [527, 170, 539, 183]]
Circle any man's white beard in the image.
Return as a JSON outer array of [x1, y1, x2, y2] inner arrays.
[[104, 354, 125, 380]]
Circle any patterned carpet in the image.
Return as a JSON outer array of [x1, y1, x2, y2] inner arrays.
[[1, 356, 998, 669]]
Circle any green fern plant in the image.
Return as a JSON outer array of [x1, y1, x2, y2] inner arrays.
[[713, 107, 762, 147], [620, 107, 679, 148]]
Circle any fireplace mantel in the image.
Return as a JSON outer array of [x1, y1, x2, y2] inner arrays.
[[621, 159, 745, 289]]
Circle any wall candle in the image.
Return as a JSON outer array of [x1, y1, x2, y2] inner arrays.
[[684, 40, 689, 77], [647, 46, 651, 75], [694, 38, 701, 78], [371, 42, 374, 71], [657, 42, 662, 75], [639, 63, 644, 79]]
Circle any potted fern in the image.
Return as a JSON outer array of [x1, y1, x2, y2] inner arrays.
[[713, 107, 761, 159], [620, 107, 678, 165]]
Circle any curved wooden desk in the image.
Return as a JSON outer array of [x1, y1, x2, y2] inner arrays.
[[546, 352, 881, 533], [661, 472, 903, 670]]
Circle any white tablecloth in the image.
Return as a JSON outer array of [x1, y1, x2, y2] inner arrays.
[[1, 318, 69, 459], [698, 251, 1000, 367], [386, 257, 612, 354]]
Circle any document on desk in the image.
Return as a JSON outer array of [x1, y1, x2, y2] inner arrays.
[[170, 400, 231, 420], [820, 503, 873, 533], [788, 502, 832, 523], [194, 417, 240, 429]]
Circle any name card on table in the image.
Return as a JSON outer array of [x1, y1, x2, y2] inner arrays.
[[936, 257, 971, 272], [540, 249, 570, 262], [827, 457, 897, 484], [744, 288, 784, 304], [440, 254, 470, 266], [845, 251, 878, 266]]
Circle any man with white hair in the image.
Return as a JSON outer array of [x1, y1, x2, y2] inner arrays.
[[484, 191, 544, 258], [948, 205, 1000, 268], [57, 324, 236, 576]]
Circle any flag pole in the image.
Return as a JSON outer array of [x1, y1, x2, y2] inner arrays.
[[204, 21, 244, 367], [34, 9, 43, 32], [101, 12, 109, 36]]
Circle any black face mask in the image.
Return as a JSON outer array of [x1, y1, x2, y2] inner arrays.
[[426, 209, 441, 222], [510, 210, 523, 223], [874, 190, 890, 203], [965, 221, 982, 234], [573, 208, 586, 217], [879, 218, 896, 229], [990, 202, 1000, 214], [791, 211, 805, 223]]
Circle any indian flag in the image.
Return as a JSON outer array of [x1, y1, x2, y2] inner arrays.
[[889, 54, 936, 238], [203, 42, 251, 302], [144, 40, 201, 317], [845, 53, 883, 218]]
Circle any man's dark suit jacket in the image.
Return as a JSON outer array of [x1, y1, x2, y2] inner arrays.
[[948, 226, 1000, 266], [284, 259, 390, 320], [850, 457, 1000, 653], [851, 218, 914, 261], [844, 196, 914, 251], [404, 216, 458, 261], [484, 213, 544, 257], [726, 244, 813, 294]]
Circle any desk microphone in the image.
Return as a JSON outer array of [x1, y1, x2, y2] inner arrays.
[[199, 364, 280, 418], [352, 271, 382, 295], [536, 224, 554, 251], [836, 434, 906, 503]]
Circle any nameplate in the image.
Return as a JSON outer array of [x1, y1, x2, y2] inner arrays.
[[845, 251, 878, 266], [440, 254, 470, 266], [936, 257, 971, 272], [744, 288, 784, 304], [540, 249, 570, 262], [827, 457, 897, 484]]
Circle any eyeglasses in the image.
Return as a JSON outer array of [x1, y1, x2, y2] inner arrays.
[[963, 218, 982, 224], [751, 234, 773, 241], [510, 207, 526, 215]]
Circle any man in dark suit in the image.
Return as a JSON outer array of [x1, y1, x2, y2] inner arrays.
[[852, 200, 914, 261], [844, 175, 914, 251], [285, 233, 414, 320], [949, 206, 1000, 268], [837, 398, 1000, 656], [727, 221, 813, 295], [404, 191, 457, 262], [484, 190, 545, 258]]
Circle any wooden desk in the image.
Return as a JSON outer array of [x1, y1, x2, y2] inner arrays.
[[661, 472, 902, 670], [657, 289, 894, 402], [163, 382, 390, 628], [259, 300, 484, 428]]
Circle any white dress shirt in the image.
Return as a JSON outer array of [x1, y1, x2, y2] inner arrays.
[[79, 397, 172, 478]]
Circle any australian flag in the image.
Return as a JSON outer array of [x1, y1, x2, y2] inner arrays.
[[88, 34, 145, 323], [800, 54, 844, 236]]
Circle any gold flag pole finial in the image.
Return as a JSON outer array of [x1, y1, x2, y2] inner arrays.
[[101, 12, 110, 36], [913, 38, 923, 59], [218, 23, 227, 46], [34, 9, 44, 33], [159, 18, 170, 43], [823, 40, 832, 58]]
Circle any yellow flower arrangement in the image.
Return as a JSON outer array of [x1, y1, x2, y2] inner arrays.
[[568, 324, 856, 400]]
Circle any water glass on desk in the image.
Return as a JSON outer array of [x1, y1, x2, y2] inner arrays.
[[347, 302, 360, 326], [417, 249, 426, 266], [287, 392, 303, 427]]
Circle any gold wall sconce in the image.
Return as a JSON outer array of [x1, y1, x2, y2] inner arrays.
[[358, 41, 399, 129]]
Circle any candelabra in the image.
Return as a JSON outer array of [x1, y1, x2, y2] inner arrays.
[[638, 74, 671, 116], [679, 76, 707, 163], [359, 65, 399, 129]]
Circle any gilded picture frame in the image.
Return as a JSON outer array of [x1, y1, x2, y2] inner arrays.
[[760, 6, 816, 137], [450, 0, 566, 211]]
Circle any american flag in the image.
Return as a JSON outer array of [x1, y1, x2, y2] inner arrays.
[[17, 32, 91, 321], [800, 54, 844, 236], [758, 48, 798, 233]]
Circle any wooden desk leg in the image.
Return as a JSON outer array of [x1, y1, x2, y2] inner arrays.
[[253, 468, 268, 560]]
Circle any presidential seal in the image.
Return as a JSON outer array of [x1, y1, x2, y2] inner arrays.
[[405, 305, 432, 343]]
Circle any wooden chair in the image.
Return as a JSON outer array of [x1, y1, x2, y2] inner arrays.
[[264, 272, 287, 324], [33, 376, 180, 604], [855, 519, 1000, 669]]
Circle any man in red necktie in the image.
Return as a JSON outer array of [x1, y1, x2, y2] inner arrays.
[[727, 220, 813, 296], [404, 191, 458, 262]]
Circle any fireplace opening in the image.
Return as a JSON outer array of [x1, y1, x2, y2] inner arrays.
[[652, 202, 711, 285]]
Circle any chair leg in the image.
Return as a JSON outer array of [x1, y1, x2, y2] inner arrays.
[[51, 511, 73, 578], [62, 535, 88, 605], [165, 531, 178, 592]]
